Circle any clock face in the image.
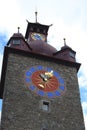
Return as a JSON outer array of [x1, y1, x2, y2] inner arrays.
[[25, 65, 65, 98], [31, 32, 45, 41]]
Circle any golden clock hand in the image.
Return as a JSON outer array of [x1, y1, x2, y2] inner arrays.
[[38, 84, 45, 88], [39, 70, 53, 82], [39, 73, 48, 82], [45, 70, 53, 78]]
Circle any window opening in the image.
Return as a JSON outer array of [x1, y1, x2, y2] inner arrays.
[[13, 40, 20, 45], [43, 128, 48, 130], [43, 101, 49, 111], [69, 52, 75, 58]]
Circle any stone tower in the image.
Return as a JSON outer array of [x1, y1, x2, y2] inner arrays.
[[0, 17, 85, 130]]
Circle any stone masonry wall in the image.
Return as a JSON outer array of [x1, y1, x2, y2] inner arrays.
[[1, 52, 85, 130]]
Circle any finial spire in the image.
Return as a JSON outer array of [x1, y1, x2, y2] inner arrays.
[[63, 38, 66, 46], [18, 27, 20, 33], [35, 8, 38, 23]]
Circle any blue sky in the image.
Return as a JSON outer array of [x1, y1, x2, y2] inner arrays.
[[0, 0, 87, 129], [0, 33, 7, 53]]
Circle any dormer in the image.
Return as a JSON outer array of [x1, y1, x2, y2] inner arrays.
[[7, 29, 32, 52], [53, 39, 76, 62]]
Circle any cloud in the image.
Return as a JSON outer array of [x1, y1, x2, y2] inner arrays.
[[78, 75, 87, 89], [82, 102, 87, 114], [82, 102, 87, 130], [84, 113, 87, 130], [84, 114, 87, 130], [0, 0, 26, 36]]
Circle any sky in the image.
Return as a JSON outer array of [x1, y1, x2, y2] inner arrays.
[[0, 0, 87, 129]]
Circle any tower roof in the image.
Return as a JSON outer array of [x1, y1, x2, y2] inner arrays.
[[25, 21, 50, 39], [29, 40, 57, 56]]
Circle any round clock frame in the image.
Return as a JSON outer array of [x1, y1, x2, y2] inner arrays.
[[31, 32, 45, 41], [25, 65, 65, 98]]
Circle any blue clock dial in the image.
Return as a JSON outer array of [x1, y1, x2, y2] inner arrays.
[[34, 34, 42, 40], [25, 65, 65, 98], [31, 33, 45, 41]]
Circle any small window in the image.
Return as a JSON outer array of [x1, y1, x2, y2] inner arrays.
[[43, 101, 49, 111], [40, 100, 51, 112], [13, 40, 20, 44], [69, 52, 75, 58], [43, 128, 48, 130]]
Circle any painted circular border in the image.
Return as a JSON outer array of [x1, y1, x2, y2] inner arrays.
[[25, 65, 65, 98]]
